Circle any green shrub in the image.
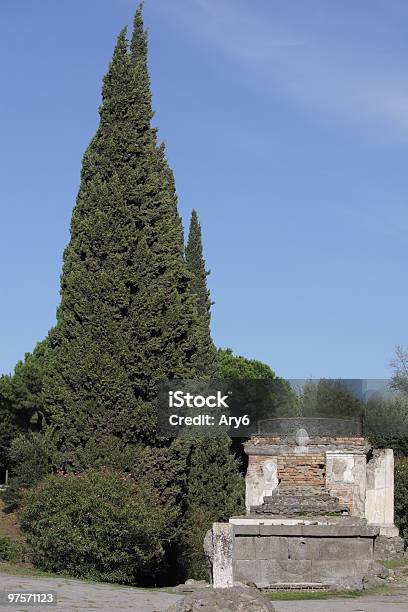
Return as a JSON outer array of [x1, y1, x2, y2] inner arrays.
[[395, 458, 408, 548], [0, 536, 27, 563], [19, 469, 175, 584]]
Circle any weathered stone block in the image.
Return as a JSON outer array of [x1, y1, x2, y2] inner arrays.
[[288, 537, 309, 560], [311, 559, 370, 584], [233, 524, 260, 536], [234, 536, 256, 560], [300, 524, 379, 537], [307, 537, 373, 561], [374, 535, 405, 560], [259, 524, 303, 536], [255, 536, 288, 560], [262, 559, 312, 583], [233, 559, 262, 585]]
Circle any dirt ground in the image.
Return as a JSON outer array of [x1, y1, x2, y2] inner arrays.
[[0, 571, 408, 612]]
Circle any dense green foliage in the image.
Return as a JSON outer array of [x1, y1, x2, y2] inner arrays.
[[7, 341, 47, 430], [19, 470, 174, 584], [300, 379, 362, 418], [1, 433, 52, 513], [218, 348, 298, 419], [218, 348, 277, 380], [367, 394, 408, 456], [43, 9, 201, 469], [0, 341, 46, 474], [0, 384, 15, 476], [395, 458, 408, 547], [0, 536, 27, 564], [179, 437, 244, 578]]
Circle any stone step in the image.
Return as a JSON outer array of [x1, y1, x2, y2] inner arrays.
[[250, 485, 349, 516], [264, 491, 337, 501]]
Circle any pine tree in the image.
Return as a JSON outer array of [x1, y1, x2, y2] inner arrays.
[[185, 210, 217, 376], [44, 7, 201, 469], [0, 340, 47, 475]]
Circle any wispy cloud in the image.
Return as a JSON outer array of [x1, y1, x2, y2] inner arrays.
[[153, 0, 408, 141]]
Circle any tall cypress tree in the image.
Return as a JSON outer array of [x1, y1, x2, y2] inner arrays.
[[43, 5, 242, 581], [44, 7, 200, 469], [185, 210, 217, 376]]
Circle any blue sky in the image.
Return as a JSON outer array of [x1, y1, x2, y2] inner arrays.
[[1, 0, 407, 378]]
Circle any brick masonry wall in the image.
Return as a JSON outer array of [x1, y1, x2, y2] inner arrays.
[[247, 453, 327, 486], [278, 454, 325, 487], [247, 455, 266, 475]]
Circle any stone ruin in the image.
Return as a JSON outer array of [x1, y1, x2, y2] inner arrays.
[[209, 417, 405, 591]]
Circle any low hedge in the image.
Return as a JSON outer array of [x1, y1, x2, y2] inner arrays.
[[19, 469, 175, 584]]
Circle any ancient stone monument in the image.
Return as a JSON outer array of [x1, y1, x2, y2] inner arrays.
[[209, 418, 404, 591]]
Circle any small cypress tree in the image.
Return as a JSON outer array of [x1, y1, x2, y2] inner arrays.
[[181, 212, 243, 579], [185, 210, 217, 377], [186, 210, 212, 322]]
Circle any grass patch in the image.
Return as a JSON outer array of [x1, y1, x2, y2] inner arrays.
[[380, 559, 408, 569], [265, 591, 333, 601], [265, 585, 397, 601], [265, 590, 363, 601], [0, 562, 50, 578]]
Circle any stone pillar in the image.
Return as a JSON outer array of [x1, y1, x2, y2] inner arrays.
[[365, 449, 394, 526], [245, 456, 278, 514], [212, 523, 234, 588], [352, 454, 367, 518]]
